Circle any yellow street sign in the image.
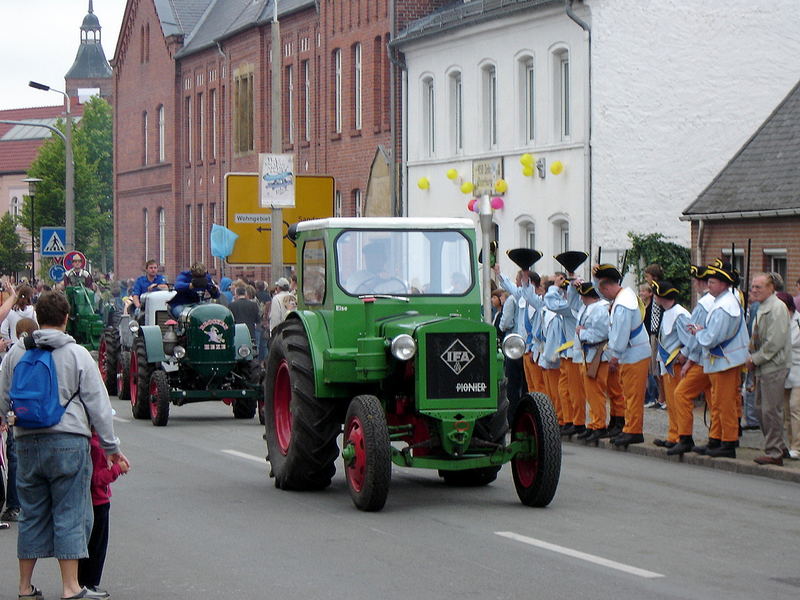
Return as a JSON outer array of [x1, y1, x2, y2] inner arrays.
[[224, 173, 334, 265]]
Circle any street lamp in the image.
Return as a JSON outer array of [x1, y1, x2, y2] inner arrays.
[[22, 177, 43, 282], [29, 80, 74, 252]]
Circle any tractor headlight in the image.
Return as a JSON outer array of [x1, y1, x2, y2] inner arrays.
[[238, 345, 252, 358], [502, 333, 526, 360], [128, 320, 140, 333], [173, 345, 186, 359], [390, 334, 416, 361]]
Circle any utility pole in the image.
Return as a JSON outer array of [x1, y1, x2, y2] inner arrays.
[[270, 1, 283, 281]]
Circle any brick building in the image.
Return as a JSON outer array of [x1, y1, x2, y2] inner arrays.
[[682, 79, 800, 293], [112, 0, 447, 282]]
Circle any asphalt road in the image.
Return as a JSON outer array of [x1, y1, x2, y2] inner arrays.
[[2, 397, 798, 600]]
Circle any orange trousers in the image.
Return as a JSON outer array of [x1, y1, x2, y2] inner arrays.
[[523, 353, 546, 394], [710, 367, 741, 442], [543, 368, 564, 425], [620, 358, 650, 435], [662, 369, 682, 443], [559, 358, 585, 426], [673, 363, 713, 438], [581, 361, 609, 430], [607, 366, 626, 418]]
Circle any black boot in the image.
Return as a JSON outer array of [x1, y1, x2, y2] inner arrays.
[[607, 416, 623, 439], [560, 423, 575, 436], [653, 438, 676, 448], [613, 433, 645, 447], [693, 437, 720, 455], [585, 428, 607, 443], [706, 441, 737, 458], [575, 426, 592, 440], [666, 435, 695, 456]]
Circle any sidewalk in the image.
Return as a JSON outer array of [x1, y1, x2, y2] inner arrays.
[[564, 401, 800, 484]]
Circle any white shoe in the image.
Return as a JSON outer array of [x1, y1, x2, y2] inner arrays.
[[789, 449, 800, 460]]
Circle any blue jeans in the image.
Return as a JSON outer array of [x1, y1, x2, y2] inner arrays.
[[15, 433, 92, 560], [257, 328, 269, 361], [743, 371, 761, 427], [4, 428, 20, 510], [645, 374, 660, 404]]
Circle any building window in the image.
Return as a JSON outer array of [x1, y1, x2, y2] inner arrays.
[[333, 49, 342, 133], [11, 196, 18, 217], [209, 90, 217, 159], [422, 77, 435, 156], [158, 208, 165, 265], [158, 105, 165, 162], [763, 249, 788, 284], [482, 65, 497, 149], [233, 71, 254, 153], [519, 220, 535, 250], [186, 205, 193, 264], [721, 249, 745, 279], [209, 203, 217, 268], [373, 36, 382, 132], [559, 222, 569, 253], [143, 208, 149, 260], [353, 189, 362, 217], [334, 190, 342, 217], [554, 49, 570, 139], [353, 43, 362, 131], [198, 204, 206, 264], [184, 97, 192, 162], [142, 111, 148, 165], [449, 71, 462, 153], [198, 92, 204, 162], [302, 239, 326, 305], [519, 56, 535, 143], [302, 60, 311, 142], [286, 65, 294, 144]]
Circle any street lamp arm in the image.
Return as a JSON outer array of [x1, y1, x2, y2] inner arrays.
[[0, 119, 67, 144]]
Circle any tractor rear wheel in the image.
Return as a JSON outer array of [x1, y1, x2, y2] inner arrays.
[[511, 393, 561, 507], [116, 351, 131, 401], [343, 395, 391, 511], [263, 320, 340, 490], [130, 338, 153, 420], [98, 327, 120, 395], [149, 370, 170, 426]]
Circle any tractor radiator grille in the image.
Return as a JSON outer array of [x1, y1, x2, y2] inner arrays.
[[425, 332, 490, 399], [156, 310, 171, 333]]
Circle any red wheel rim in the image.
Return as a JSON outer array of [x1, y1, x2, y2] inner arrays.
[[273, 360, 292, 455], [116, 357, 125, 391], [345, 415, 366, 493], [513, 411, 539, 488], [130, 348, 138, 405], [98, 338, 107, 381], [149, 377, 159, 419]]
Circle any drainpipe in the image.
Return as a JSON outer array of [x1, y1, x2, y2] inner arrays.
[[695, 218, 705, 266], [565, 0, 592, 268], [388, 4, 407, 217], [216, 41, 230, 277]]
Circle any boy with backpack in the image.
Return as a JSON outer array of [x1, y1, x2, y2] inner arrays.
[[0, 291, 128, 600]]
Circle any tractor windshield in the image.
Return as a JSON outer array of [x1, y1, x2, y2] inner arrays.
[[336, 229, 473, 296]]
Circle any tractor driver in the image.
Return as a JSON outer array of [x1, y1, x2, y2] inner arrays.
[[168, 262, 220, 318], [132, 259, 169, 311], [60, 255, 92, 288], [344, 239, 406, 295]]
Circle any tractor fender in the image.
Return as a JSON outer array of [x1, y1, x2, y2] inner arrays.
[[141, 325, 167, 362], [288, 311, 342, 398], [233, 323, 253, 358]]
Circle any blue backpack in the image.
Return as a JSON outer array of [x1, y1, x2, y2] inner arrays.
[[10, 337, 78, 429]]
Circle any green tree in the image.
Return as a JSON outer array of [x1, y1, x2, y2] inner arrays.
[[21, 96, 113, 272], [626, 232, 692, 302], [0, 212, 29, 276]]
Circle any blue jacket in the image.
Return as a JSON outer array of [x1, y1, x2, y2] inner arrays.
[[132, 273, 167, 298], [544, 284, 583, 360], [605, 286, 650, 364], [169, 271, 220, 308], [576, 299, 610, 364], [696, 289, 749, 373]]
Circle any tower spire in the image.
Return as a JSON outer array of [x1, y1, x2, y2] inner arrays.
[[89, 0, 94, 13]]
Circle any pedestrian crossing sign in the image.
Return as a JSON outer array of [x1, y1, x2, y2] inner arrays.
[[40, 227, 67, 256]]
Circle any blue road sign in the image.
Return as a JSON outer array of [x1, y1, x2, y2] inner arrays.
[[49, 264, 66, 283], [41, 227, 67, 256]]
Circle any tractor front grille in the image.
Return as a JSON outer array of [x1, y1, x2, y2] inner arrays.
[[156, 310, 172, 334], [425, 332, 490, 399]]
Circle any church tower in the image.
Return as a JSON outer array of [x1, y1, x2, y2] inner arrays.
[[65, 0, 113, 100]]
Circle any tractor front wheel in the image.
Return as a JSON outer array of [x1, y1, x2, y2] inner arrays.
[[343, 395, 391, 511], [511, 393, 561, 507], [116, 351, 131, 401], [149, 370, 170, 426], [129, 338, 153, 420], [263, 320, 340, 490]]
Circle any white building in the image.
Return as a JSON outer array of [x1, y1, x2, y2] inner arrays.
[[393, 0, 800, 277]]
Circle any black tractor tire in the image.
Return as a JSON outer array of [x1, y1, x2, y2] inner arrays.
[[439, 466, 501, 487], [149, 370, 170, 427], [263, 319, 340, 491], [232, 360, 260, 420], [511, 393, 561, 507], [99, 327, 120, 395], [343, 395, 391, 511], [130, 337, 153, 420], [116, 351, 131, 401], [233, 398, 257, 419]]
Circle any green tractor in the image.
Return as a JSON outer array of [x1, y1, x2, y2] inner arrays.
[[263, 217, 561, 511], [64, 284, 105, 351], [118, 290, 261, 426]]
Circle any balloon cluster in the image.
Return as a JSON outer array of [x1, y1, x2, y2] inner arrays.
[[466, 196, 504, 212], [519, 153, 535, 177]]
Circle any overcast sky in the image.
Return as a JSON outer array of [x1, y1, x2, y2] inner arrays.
[[0, 0, 127, 110]]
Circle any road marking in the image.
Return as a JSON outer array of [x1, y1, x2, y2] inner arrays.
[[495, 531, 665, 579], [113, 416, 130, 423], [221, 449, 266, 463]]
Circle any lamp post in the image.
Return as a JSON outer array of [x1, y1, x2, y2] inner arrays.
[[22, 177, 43, 282], [29, 80, 74, 251]]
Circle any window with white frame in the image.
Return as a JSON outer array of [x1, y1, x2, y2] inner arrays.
[[334, 190, 342, 217], [333, 49, 342, 133], [158, 208, 165, 264], [551, 218, 569, 254], [143, 208, 149, 259], [142, 111, 148, 165], [519, 220, 535, 251], [449, 71, 463, 153], [209, 90, 217, 159], [286, 65, 294, 144], [158, 105, 165, 162], [482, 65, 497, 149], [519, 56, 535, 143], [721, 249, 745, 279], [198, 204, 206, 263], [354, 189, 362, 217], [554, 49, 570, 139], [422, 76, 435, 156], [198, 92, 204, 161], [185, 96, 192, 162], [187, 204, 193, 264], [764, 249, 788, 284], [353, 43, 362, 131], [303, 60, 311, 142]]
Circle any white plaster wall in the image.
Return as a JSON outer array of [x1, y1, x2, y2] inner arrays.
[[403, 6, 591, 277], [590, 0, 800, 250]]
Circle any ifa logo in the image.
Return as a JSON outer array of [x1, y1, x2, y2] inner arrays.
[[441, 339, 474, 375]]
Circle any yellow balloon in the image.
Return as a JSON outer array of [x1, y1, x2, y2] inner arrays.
[[446, 168, 458, 180], [550, 161, 564, 175], [417, 176, 430, 190], [460, 181, 474, 194], [522, 165, 534, 177], [494, 179, 508, 194], [519, 153, 534, 167]]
